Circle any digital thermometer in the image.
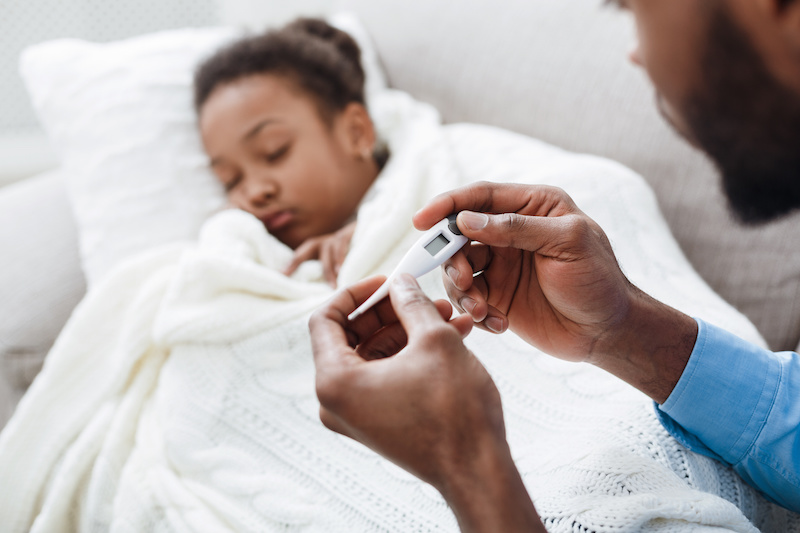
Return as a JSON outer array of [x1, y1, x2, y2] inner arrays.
[[348, 214, 468, 321]]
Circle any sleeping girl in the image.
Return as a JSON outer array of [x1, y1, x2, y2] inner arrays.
[[194, 18, 387, 286]]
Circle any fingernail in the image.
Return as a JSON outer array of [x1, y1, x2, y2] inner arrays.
[[446, 266, 460, 285], [459, 211, 489, 231], [459, 297, 477, 314], [485, 317, 504, 333]]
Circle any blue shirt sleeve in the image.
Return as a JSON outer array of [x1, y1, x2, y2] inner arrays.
[[655, 318, 800, 512]]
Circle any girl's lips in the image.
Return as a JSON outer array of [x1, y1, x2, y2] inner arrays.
[[262, 210, 294, 231]]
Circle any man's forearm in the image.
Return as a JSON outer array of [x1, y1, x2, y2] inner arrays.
[[436, 436, 546, 533], [590, 286, 698, 404]]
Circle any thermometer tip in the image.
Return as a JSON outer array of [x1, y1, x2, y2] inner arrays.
[[347, 282, 391, 322]]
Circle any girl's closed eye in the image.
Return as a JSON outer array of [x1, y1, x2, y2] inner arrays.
[[224, 175, 242, 192], [211, 162, 241, 192], [266, 144, 290, 163]]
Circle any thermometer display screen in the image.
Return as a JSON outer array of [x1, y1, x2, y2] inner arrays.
[[424, 234, 450, 256]]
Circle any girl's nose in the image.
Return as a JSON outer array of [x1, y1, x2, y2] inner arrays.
[[243, 176, 279, 208]]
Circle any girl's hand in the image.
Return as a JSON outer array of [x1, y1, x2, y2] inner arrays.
[[283, 221, 357, 287]]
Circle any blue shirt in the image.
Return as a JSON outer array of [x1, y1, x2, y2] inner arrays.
[[656, 318, 800, 512]]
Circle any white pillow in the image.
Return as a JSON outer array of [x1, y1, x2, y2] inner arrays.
[[20, 13, 387, 286]]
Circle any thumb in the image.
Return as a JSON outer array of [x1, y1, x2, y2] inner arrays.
[[457, 210, 582, 255], [388, 274, 448, 337]]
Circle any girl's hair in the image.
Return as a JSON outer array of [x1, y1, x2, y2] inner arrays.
[[194, 18, 366, 121]]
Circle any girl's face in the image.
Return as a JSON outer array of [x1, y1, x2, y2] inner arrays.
[[199, 74, 378, 249]]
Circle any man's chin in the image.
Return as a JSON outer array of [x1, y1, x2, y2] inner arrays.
[[653, 94, 800, 226], [723, 173, 800, 226]]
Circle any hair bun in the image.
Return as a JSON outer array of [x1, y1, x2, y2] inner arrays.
[[194, 17, 367, 115], [285, 18, 363, 80]]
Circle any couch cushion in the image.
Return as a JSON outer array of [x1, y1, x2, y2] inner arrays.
[[0, 171, 86, 427], [339, 0, 800, 351]]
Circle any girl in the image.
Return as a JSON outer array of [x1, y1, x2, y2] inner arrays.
[[194, 18, 386, 285]]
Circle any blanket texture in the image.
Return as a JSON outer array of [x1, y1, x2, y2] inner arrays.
[[1, 91, 798, 532]]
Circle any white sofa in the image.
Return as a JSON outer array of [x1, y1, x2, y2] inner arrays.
[[3, 0, 800, 429]]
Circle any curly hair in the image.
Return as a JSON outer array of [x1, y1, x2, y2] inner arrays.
[[194, 18, 366, 122]]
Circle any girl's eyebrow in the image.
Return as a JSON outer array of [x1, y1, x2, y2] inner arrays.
[[604, 0, 629, 9], [242, 118, 280, 142]]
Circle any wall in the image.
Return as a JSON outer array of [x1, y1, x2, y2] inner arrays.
[[0, 0, 220, 187], [1, 0, 356, 189], [218, 0, 339, 29]]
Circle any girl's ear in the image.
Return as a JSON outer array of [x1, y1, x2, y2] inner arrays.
[[337, 102, 377, 160]]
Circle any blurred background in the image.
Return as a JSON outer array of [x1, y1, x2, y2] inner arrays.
[[0, 0, 336, 188]]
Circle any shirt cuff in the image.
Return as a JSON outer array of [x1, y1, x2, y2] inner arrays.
[[655, 318, 781, 465]]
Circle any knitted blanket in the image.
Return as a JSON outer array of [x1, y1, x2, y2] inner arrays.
[[0, 90, 797, 532]]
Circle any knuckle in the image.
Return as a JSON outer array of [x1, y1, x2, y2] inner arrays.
[[308, 309, 322, 330], [499, 212, 525, 232], [308, 307, 328, 330], [542, 185, 571, 204], [466, 181, 499, 212], [315, 372, 345, 409], [497, 213, 529, 246], [419, 323, 460, 348], [318, 407, 341, 434], [537, 185, 578, 213], [563, 215, 592, 242], [543, 185, 568, 198], [472, 179, 494, 189]]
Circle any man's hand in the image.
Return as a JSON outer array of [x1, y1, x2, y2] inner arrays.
[[284, 221, 357, 287], [414, 182, 634, 361], [414, 181, 697, 403], [309, 274, 545, 532]]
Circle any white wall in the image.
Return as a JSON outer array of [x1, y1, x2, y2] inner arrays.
[[0, 0, 344, 189], [0, 133, 58, 188], [0, 0, 220, 188], [218, 0, 340, 29]]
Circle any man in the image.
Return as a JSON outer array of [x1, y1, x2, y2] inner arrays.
[[309, 0, 800, 530]]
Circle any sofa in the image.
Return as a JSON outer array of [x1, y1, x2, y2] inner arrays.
[[2, 0, 800, 433]]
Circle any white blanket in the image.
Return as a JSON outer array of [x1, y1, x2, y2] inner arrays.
[[1, 91, 797, 533]]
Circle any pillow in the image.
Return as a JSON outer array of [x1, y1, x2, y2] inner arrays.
[[20, 13, 387, 286]]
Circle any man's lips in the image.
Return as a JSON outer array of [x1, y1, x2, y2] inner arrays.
[[260, 210, 294, 232]]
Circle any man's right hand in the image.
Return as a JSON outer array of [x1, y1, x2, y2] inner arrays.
[[414, 182, 698, 403], [414, 182, 635, 362]]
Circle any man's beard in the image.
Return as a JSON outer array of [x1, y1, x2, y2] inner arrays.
[[680, 6, 800, 225]]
